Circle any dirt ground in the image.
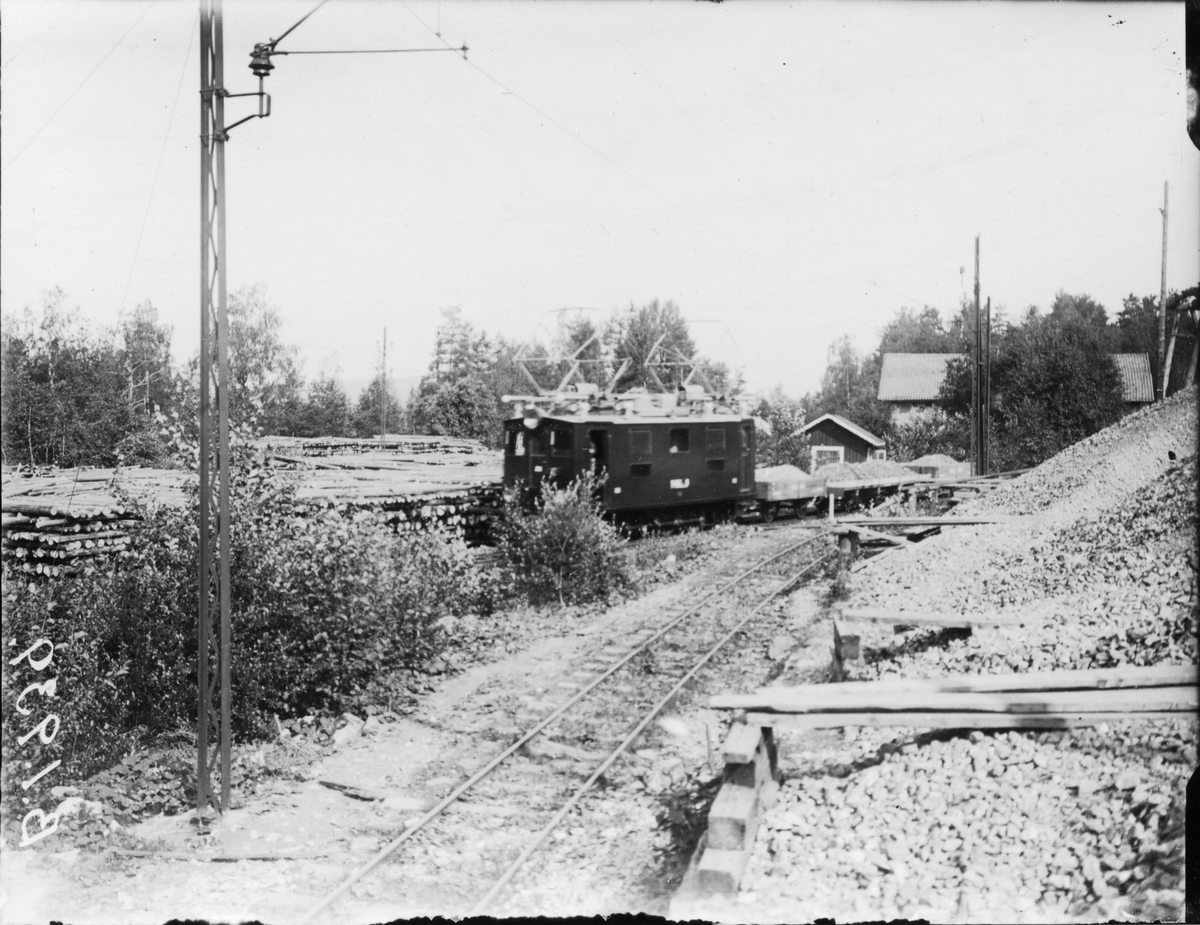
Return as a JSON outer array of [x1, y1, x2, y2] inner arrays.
[[0, 523, 825, 924]]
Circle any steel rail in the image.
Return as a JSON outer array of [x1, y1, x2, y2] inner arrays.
[[470, 543, 835, 914], [299, 528, 828, 924]]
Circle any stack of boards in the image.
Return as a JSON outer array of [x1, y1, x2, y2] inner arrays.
[[3, 438, 503, 576]]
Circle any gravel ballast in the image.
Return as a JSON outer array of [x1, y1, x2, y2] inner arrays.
[[717, 387, 1197, 923]]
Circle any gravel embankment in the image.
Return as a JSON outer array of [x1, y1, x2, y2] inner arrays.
[[725, 388, 1197, 924], [964, 386, 1196, 519]]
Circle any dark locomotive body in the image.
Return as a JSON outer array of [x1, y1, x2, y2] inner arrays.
[[503, 396, 755, 527]]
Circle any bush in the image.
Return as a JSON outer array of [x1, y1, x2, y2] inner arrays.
[[1, 434, 486, 819], [885, 407, 970, 463], [495, 472, 634, 606]]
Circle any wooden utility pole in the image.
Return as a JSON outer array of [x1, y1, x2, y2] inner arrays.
[[1157, 181, 1168, 401], [380, 328, 387, 445], [983, 297, 991, 476], [972, 235, 982, 476]]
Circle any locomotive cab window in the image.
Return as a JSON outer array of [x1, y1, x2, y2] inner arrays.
[[668, 427, 690, 453], [630, 430, 651, 455], [506, 430, 526, 457], [550, 428, 573, 456], [705, 427, 726, 457]]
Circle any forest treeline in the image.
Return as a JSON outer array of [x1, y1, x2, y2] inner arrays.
[[2, 284, 1195, 472]]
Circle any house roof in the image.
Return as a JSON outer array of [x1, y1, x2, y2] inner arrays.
[[877, 353, 960, 401], [877, 352, 1155, 404], [797, 413, 885, 447], [1111, 353, 1154, 402]]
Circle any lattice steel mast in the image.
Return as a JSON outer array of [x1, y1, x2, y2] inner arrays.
[[197, 0, 232, 819], [195, 0, 462, 819], [197, 0, 271, 819]]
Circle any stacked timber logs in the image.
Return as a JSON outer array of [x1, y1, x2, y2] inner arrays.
[[3, 441, 505, 577], [258, 434, 487, 458], [271, 447, 503, 544], [2, 514, 139, 577], [2, 467, 190, 576]]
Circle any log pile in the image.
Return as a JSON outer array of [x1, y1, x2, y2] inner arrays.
[[3, 442, 505, 576], [257, 433, 487, 458], [267, 445, 503, 544], [1, 467, 189, 577]]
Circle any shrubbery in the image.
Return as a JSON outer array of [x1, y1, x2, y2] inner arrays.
[[1, 437, 487, 816], [495, 473, 634, 606]]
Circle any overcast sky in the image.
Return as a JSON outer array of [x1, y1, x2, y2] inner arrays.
[[3, 0, 1197, 398]]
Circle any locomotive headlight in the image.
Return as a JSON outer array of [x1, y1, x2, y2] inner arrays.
[[523, 407, 542, 430]]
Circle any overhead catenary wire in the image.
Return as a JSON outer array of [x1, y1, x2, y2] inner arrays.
[[120, 8, 198, 314], [390, 0, 930, 331], [270, 0, 333, 49], [391, 0, 684, 215], [4, 0, 160, 170], [270, 47, 465, 55]]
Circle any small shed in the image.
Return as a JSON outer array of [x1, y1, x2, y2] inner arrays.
[[795, 414, 886, 469]]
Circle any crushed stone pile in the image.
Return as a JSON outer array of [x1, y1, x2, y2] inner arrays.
[[908, 453, 963, 468], [741, 724, 1191, 924], [961, 386, 1195, 520], [850, 455, 1196, 678], [735, 389, 1196, 924], [815, 459, 921, 482]]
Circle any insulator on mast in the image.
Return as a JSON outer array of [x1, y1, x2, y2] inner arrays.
[[249, 43, 275, 77]]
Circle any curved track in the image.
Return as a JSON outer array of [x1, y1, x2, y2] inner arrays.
[[301, 526, 834, 922]]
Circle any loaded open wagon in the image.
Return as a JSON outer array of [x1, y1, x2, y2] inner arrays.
[[753, 465, 827, 521], [753, 460, 932, 522]]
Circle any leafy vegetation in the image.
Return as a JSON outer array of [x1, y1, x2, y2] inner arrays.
[[494, 473, 634, 607], [0, 429, 487, 822]]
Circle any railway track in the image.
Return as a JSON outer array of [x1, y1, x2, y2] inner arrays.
[[300, 524, 835, 921]]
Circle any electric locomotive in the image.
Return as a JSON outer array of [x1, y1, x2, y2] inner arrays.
[[503, 383, 756, 528]]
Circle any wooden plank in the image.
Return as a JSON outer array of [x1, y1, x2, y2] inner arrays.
[[706, 783, 758, 851], [843, 608, 1036, 629], [721, 723, 763, 766], [318, 779, 393, 801], [110, 849, 326, 861], [833, 515, 1040, 527], [723, 729, 776, 791], [696, 842, 754, 895], [710, 665, 1196, 710], [715, 685, 1197, 715], [850, 526, 913, 547], [832, 616, 863, 662], [744, 711, 1190, 731]]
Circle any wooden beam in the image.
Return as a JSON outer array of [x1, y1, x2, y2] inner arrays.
[[744, 711, 1190, 731], [833, 515, 1038, 527], [696, 842, 754, 895], [721, 723, 763, 765], [706, 783, 758, 851], [832, 616, 863, 663], [842, 608, 1036, 629], [714, 684, 1197, 715], [713, 664, 1196, 708]]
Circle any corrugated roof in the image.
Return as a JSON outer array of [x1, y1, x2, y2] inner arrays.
[[877, 353, 960, 401], [797, 413, 885, 447], [1111, 353, 1153, 403], [878, 352, 1155, 404]]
